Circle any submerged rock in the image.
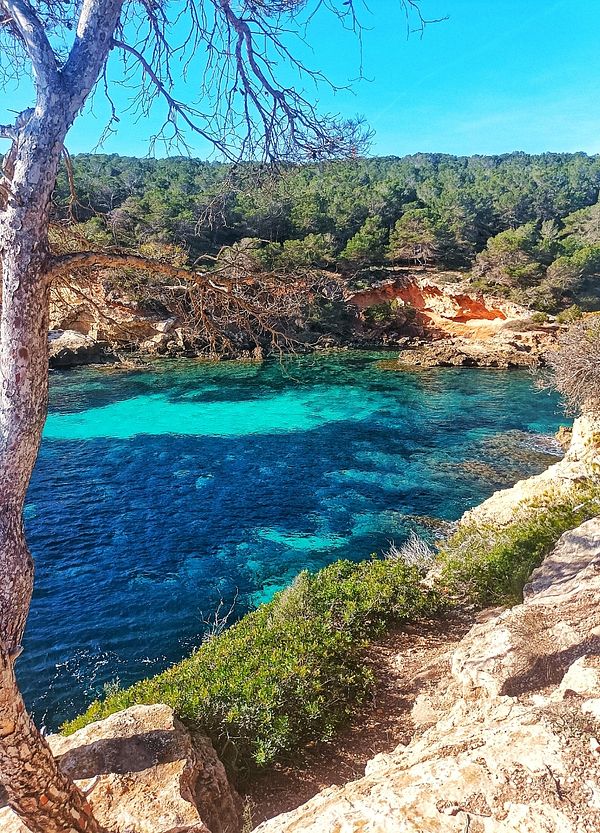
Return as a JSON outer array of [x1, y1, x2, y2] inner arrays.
[[0, 704, 242, 833], [252, 516, 600, 833]]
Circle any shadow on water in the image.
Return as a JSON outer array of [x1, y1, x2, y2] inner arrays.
[[22, 353, 564, 728]]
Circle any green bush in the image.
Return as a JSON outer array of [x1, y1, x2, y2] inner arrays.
[[437, 483, 600, 606], [530, 311, 550, 324], [555, 304, 583, 324], [63, 558, 440, 776]]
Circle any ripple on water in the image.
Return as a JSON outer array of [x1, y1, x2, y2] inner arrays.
[[22, 354, 565, 728]]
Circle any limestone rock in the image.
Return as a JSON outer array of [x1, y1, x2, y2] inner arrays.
[[253, 518, 600, 833], [460, 414, 600, 528], [398, 335, 544, 369], [0, 704, 242, 833], [347, 273, 556, 368], [48, 329, 117, 368], [556, 425, 573, 451]]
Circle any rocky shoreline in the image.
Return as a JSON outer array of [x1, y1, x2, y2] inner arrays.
[[252, 515, 600, 833], [49, 272, 559, 369], [3, 415, 598, 833]]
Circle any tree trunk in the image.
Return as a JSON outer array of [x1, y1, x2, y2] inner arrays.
[[0, 654, 101, 832], [0, 106, 104, 833]]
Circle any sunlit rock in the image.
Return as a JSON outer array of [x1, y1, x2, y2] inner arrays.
[[0, 704, 242, 833]]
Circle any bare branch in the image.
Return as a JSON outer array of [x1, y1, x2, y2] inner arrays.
[[46, 250, 233, 293], [0, 0, 58, 90], [547, 315, 600, 417]]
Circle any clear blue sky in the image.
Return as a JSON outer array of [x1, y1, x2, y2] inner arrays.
[[3, 0, 600, 158]]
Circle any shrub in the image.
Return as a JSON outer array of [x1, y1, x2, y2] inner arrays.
[[63, 558, 440, 776], [437, 483, 600, 606], [386, 532, 435, 573], [555, 304, 583, 324], [363, 301, 398, 326], [547, 314, 600, 416]]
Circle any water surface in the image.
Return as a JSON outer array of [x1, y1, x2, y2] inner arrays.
[[20, 353, 564, 728]]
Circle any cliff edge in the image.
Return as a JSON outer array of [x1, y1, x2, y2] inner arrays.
[[252, 515, 600, 833]]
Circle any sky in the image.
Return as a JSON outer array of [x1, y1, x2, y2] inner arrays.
[[3, 0, 600, 158]]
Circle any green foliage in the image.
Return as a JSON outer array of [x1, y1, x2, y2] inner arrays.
[[388, 208, 457, 266], [339, 217, 388, 265], [362, 299, 409, 326], [279, 233, 336, 269], [62, 558, 440, 776], [306, 297, 357, 335], [46, 152, 600, 310], [474, 222, 546, 288], [472, 216, 600, 311], [437, 483, 600, 606], [530, 311, 550, 324], [52, 152, 600, 289], [555, 304, 583, 324], [561, 202, 600, 246]]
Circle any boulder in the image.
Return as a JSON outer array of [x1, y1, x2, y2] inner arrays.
[[48, 330, 117, 368], [253, 517, 600, 833], [0, 704, 242, 833]]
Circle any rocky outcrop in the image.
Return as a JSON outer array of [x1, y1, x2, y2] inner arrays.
[[252, 517, 600, 833], [346, 273, 558, 368], [0, 704, 242, 833], [346, 274, 522, 327], [50, 279, 189, 361], [462, 413, 600, 528], [398, 330, 552, 368], [48, 329, 118, 368]]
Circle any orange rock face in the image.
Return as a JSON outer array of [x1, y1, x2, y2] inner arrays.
[[346, 277, 513, 330]]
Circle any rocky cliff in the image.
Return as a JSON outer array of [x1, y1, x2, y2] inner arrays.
[[346, 272, 557, 368], [461, 413, 600, 528], [49, 279, 189, 366], [251, 515, 600, 833], [0, 704, 242, 833], [47, 271, 556, 367]]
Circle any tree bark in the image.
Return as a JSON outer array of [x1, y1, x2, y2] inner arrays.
[[0, 0, 125, 824], [0, 115, 105, 832], [0, 653, 100, 833]]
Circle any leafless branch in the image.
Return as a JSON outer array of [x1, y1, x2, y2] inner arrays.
[[547, 315, 600, 417], [0, 0, 58, 90]]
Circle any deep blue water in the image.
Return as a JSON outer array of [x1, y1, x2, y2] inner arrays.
[[19, 353, 565, 728]]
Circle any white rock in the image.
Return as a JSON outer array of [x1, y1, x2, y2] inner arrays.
[[0, 705, 241, 833], [253, 518, 600, 833]]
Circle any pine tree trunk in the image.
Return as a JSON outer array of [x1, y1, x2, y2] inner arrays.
[[0, 107, 104, 833], [0, 653, 101, 833]]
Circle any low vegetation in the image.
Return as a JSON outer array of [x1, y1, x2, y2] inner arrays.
[[63, 558, 441, 776], [63, 469, 600, 780], [437, 482, 600, 605]]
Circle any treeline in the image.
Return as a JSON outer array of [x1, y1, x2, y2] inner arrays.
[[54, 152, 600, 312]]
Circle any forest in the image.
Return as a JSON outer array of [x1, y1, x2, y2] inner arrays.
[[54, 150, 600, 314]]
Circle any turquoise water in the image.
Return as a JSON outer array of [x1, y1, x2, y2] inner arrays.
[[20, 353, 565, 728]]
